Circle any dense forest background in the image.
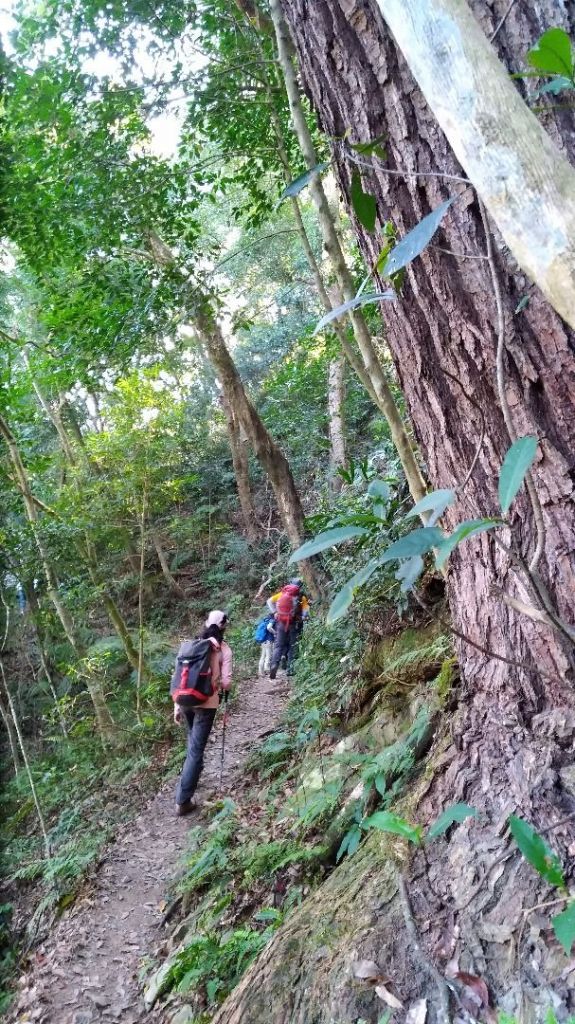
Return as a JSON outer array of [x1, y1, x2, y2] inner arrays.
[[1, 1, 575, 1022]]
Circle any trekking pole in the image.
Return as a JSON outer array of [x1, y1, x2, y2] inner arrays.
[[219, 691, 229, 792]]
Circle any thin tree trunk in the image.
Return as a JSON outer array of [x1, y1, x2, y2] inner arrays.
[[0, 681, 20, 774], [26, 368, 147, 677], [25, 587, 68, 737], [328, 356, 346, 493], [268, 0, 428, 507], [0, 413, 118, 744], [0, 599, 50, 855], [220, 393, 259, 543], [193, 303, 321, 598], [259, 57, 382, 409], [150, 530, 187, 597]]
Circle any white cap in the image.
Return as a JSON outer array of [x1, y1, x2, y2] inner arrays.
[[205, 609, 227, 628]]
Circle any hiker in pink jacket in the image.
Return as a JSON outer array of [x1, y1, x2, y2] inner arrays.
[[173, 610, 232, 816]]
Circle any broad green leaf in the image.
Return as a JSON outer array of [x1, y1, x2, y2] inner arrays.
[[351, 172, 377, 232], [278, 161, 331, 203], [427, 802, 478, 840], [508, 815, 566, 889], [367, 479, 390, 502], [406, 488, 456, 523], [381, 199, 453, 277], [527, 28, 573, 79], [362, 810, 423, 845], [552, 901, 575, 954], [498, 436, 538, 514], [374, 773, 387, 797], [326, 557, 383, 625], [313, 292, 395, 334], [336, 825, 361, 863], [380, 526, 444, 564], [350, 133, 387, 158], [434, 518, 502, 570], [289, 525, 369, 562], [395, 555, 424, 593]]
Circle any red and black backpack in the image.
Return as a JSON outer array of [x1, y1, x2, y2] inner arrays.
[[275, 584, 301, 627], [170, 638, 216, 708]]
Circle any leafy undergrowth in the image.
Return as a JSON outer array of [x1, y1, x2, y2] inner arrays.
[[0, 673, 179, 1011], [154, 603, 454, 1022]]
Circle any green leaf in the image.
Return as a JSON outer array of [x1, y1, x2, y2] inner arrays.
[[508, 815, 566, 889], [535, 75, 575, 96], [374, 773, 387, 797], [395, 555, 424, 593], [351, 171, 377, 232], [514, 295, 530, 314], [380, 526, 444, 563], [362, 810, 423, 845], [406, 488, 456, 524], [427, 802, 479, 840], [434, 518, 502, 570], [326, 557, 383, 625], [367, 479, 390, 502], [314, 292, 395, 334], [336, 825, 362, 863], [350, 133, 387, 158], [289, 525, 369, 562], [498, 436, 538, 514], [552, 901, 575, 954], [278, 162, 331, 202], [527, 28, 573, 79], [381, 199, 453, 277]]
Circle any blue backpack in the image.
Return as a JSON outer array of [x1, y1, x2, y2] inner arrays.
[[254, 618, 271, 643]]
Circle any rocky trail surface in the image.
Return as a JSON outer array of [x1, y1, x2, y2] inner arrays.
[[10, 674, 288, 1024]]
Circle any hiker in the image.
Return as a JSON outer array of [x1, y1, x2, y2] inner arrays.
[[171, 610, 232, 816], [267, 578, 309, 679], [254, 612, 276, 676]]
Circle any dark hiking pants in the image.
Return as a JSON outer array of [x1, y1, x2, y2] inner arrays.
[[270, 621, 298, 675], [176, 707, 217, 805]]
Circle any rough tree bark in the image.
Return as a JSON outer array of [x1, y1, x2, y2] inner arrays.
[[375, 0, 575, 331], [327, 355, 346, 493], [220, 393, 259, 544], [216, 1, 575, 1017], [193, 304, 321, 597]]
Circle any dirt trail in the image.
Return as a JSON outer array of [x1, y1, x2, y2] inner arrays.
[[10, 674, 288, 1024]]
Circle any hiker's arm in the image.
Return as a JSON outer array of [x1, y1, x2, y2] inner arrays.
[[173, 703, 183, 724], [266, 592, 280, 614], [220, 644, 233, 691], [301, 596, 310, 617]]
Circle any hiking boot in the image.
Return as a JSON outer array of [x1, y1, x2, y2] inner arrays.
[[269, 666, 277, 680], [176, 800, 195, 817]]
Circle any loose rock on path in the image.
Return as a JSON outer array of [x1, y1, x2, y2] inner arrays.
[[10, 674, 288, 1024]]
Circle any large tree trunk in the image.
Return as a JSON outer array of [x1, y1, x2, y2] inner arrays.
[[193, 304, 321, 597], [225, 0, 575, 1014]]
